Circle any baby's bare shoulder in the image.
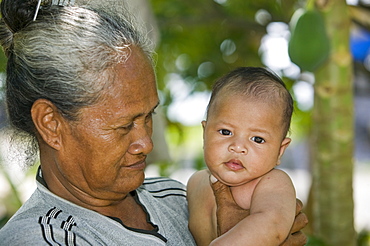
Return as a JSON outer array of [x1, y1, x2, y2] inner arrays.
[[187, 169, 214, 204], [256, 168, 295, 192], [264, 168, 292, 180], [187, 169, 210, 190]]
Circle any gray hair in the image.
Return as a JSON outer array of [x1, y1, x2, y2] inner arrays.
[[0, 0, 154, 165]]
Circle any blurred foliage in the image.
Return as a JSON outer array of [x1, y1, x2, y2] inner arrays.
[[358, 230, 370, 246], [149, 0, 313, 166], [151, 0, 299, 92], [306, 235, 328, 246], [306, 231, 370, 246], [0, 166, 22, 228], [0, 51, 6, 73], [0, 160, 38, 228]]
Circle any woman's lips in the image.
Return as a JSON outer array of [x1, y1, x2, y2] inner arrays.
[[126, 159, 146, 170], [224, 159, 244, 171]]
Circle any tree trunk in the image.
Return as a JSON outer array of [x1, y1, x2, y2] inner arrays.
[[310, 0, 356, 245]]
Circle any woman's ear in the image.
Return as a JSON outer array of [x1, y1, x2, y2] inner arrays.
[[31, 99, 64, 150], [277, 137, 291, 166]]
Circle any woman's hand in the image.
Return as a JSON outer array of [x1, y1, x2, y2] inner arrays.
[[210, 175, 250, 236]]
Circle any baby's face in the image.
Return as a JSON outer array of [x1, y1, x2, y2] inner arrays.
[[202, 93, 290, 186]]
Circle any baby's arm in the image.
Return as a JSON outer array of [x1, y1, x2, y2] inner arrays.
[[187, 170, 217, 246], [210, 169, 296, 246]]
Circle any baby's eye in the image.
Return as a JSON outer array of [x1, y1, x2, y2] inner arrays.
[[218, 129, 232, 136], [251, 136, 265, 144]]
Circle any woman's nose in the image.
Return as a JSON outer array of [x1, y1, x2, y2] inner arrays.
[[128, 125, 153, 155]]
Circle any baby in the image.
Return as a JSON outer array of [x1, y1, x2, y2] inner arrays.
[[187, 67, 296, 246]]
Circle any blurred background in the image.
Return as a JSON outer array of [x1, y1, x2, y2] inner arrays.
[[0, 0, 369, 245]]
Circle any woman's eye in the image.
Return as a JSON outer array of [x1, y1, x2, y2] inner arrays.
[[146, 111, 155, 122], [145, 110, 157, 124], [251, 136, 265, 144], [120, 123, 133, 131], [218, 129, 232, 136]]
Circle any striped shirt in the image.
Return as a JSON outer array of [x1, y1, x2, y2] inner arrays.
[[0, 170, 196, 245]]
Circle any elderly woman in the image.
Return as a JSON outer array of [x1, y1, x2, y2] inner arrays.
[[0, 0, 307, 245]]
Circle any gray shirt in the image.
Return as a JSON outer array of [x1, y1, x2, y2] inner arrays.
[[0, 169, 196, 245]]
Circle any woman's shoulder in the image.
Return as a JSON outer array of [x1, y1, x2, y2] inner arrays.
[[140, 176, 188, 203], [0, 204, 75, 244], [0, 216, 46, 244], [142, 176, 187, 190]]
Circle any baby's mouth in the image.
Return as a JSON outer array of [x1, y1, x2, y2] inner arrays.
[[224, 159, 245, 171]]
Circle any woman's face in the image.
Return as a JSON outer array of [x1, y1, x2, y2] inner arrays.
[[51, 47, 159, 204]]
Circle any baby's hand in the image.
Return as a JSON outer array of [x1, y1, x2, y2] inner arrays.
[[210, 175, 250, 236]]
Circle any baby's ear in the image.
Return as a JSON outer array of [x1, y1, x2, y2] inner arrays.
[[277, 137, 291, 165], [201, 120, 207, 140], [201, 120, 207, 129]]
